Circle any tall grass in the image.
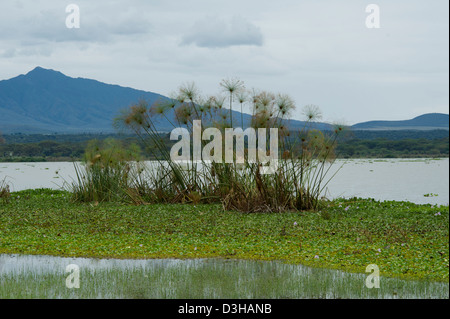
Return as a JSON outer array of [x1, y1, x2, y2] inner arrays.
[[0, 132, 8, 203], [0, 177, 11, 204], [109, 79, 347, 212], [70, 138, 145, 203], [71, 79, 348, 212]]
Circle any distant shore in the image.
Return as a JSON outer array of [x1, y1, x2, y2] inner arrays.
[[1, 130, 448, 162]]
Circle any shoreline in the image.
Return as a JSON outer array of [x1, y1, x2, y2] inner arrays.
[[1, 155, 449, 163]]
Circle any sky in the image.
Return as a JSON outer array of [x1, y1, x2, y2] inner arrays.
[[0, 0, 448, 125]]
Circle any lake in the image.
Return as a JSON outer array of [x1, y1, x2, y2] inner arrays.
[[0, 254, 448, 299], [1, 158, 448, 205]]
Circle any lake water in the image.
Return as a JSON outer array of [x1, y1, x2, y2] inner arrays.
[[1, 158, 448, 205], [0, 254, 448, 299]]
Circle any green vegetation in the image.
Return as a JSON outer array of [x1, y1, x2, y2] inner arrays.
[[0, 130, 448, 162], [70, 139, 144, 203], [336, 136, 449, 158], [0, 139, 84, 162], [0, 135, 143, 162], [1, 80, 448, 298], [0, 177, 10, 204], [112, 80, 343, 212], [0, 189, 448, 282]]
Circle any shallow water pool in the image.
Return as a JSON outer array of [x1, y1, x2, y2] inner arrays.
[[0, 254, 448, 299]]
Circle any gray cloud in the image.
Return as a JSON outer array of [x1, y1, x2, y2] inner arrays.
[[0, 3, 151, 44], [1, 47, 52, 58], [0, 0, 448, 124], [181, 15, 263, 48]]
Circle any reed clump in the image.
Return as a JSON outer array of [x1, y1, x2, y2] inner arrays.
[[70, 138, 146, 203], [109, 79, 348, 212], [0, 178, 11, 204]]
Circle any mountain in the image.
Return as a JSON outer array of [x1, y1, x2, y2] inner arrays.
[[352, 113, 449, 131], [0, 67, 332, 134], [0, 67, 448, 134], [0, 67, 166, 133]]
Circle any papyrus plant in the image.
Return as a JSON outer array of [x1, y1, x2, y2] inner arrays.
[[114, 79, 346, 212]]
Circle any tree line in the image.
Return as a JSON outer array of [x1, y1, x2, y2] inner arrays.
[[0, 130, 448, 162], [336, 137, 449, 158]]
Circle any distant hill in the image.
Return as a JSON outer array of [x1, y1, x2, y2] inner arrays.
[[0, 67, 447, 134], [0, 67, 166, 133], [351, 113, 449, 131], [0, 67, 331, 134]]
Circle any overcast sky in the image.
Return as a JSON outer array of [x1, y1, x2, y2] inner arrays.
[[0, 0, 448, 124]]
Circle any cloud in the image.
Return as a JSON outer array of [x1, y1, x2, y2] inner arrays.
[[1, 47, 52, 58], [0, 0, 447, 124], [180, 15, 263, 48], [0, 3, 151, 45], [0, 48, 17, 58]]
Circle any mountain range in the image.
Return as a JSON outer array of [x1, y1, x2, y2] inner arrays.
[[0, 67, 448, 134], [353, 113, 449, 131]]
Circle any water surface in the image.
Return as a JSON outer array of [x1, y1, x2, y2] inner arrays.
[[1, 158, 448, 205], [0, 254, 448, 299]]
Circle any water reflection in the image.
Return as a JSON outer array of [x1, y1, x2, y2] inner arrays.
[[0, 254, 448, 299]]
